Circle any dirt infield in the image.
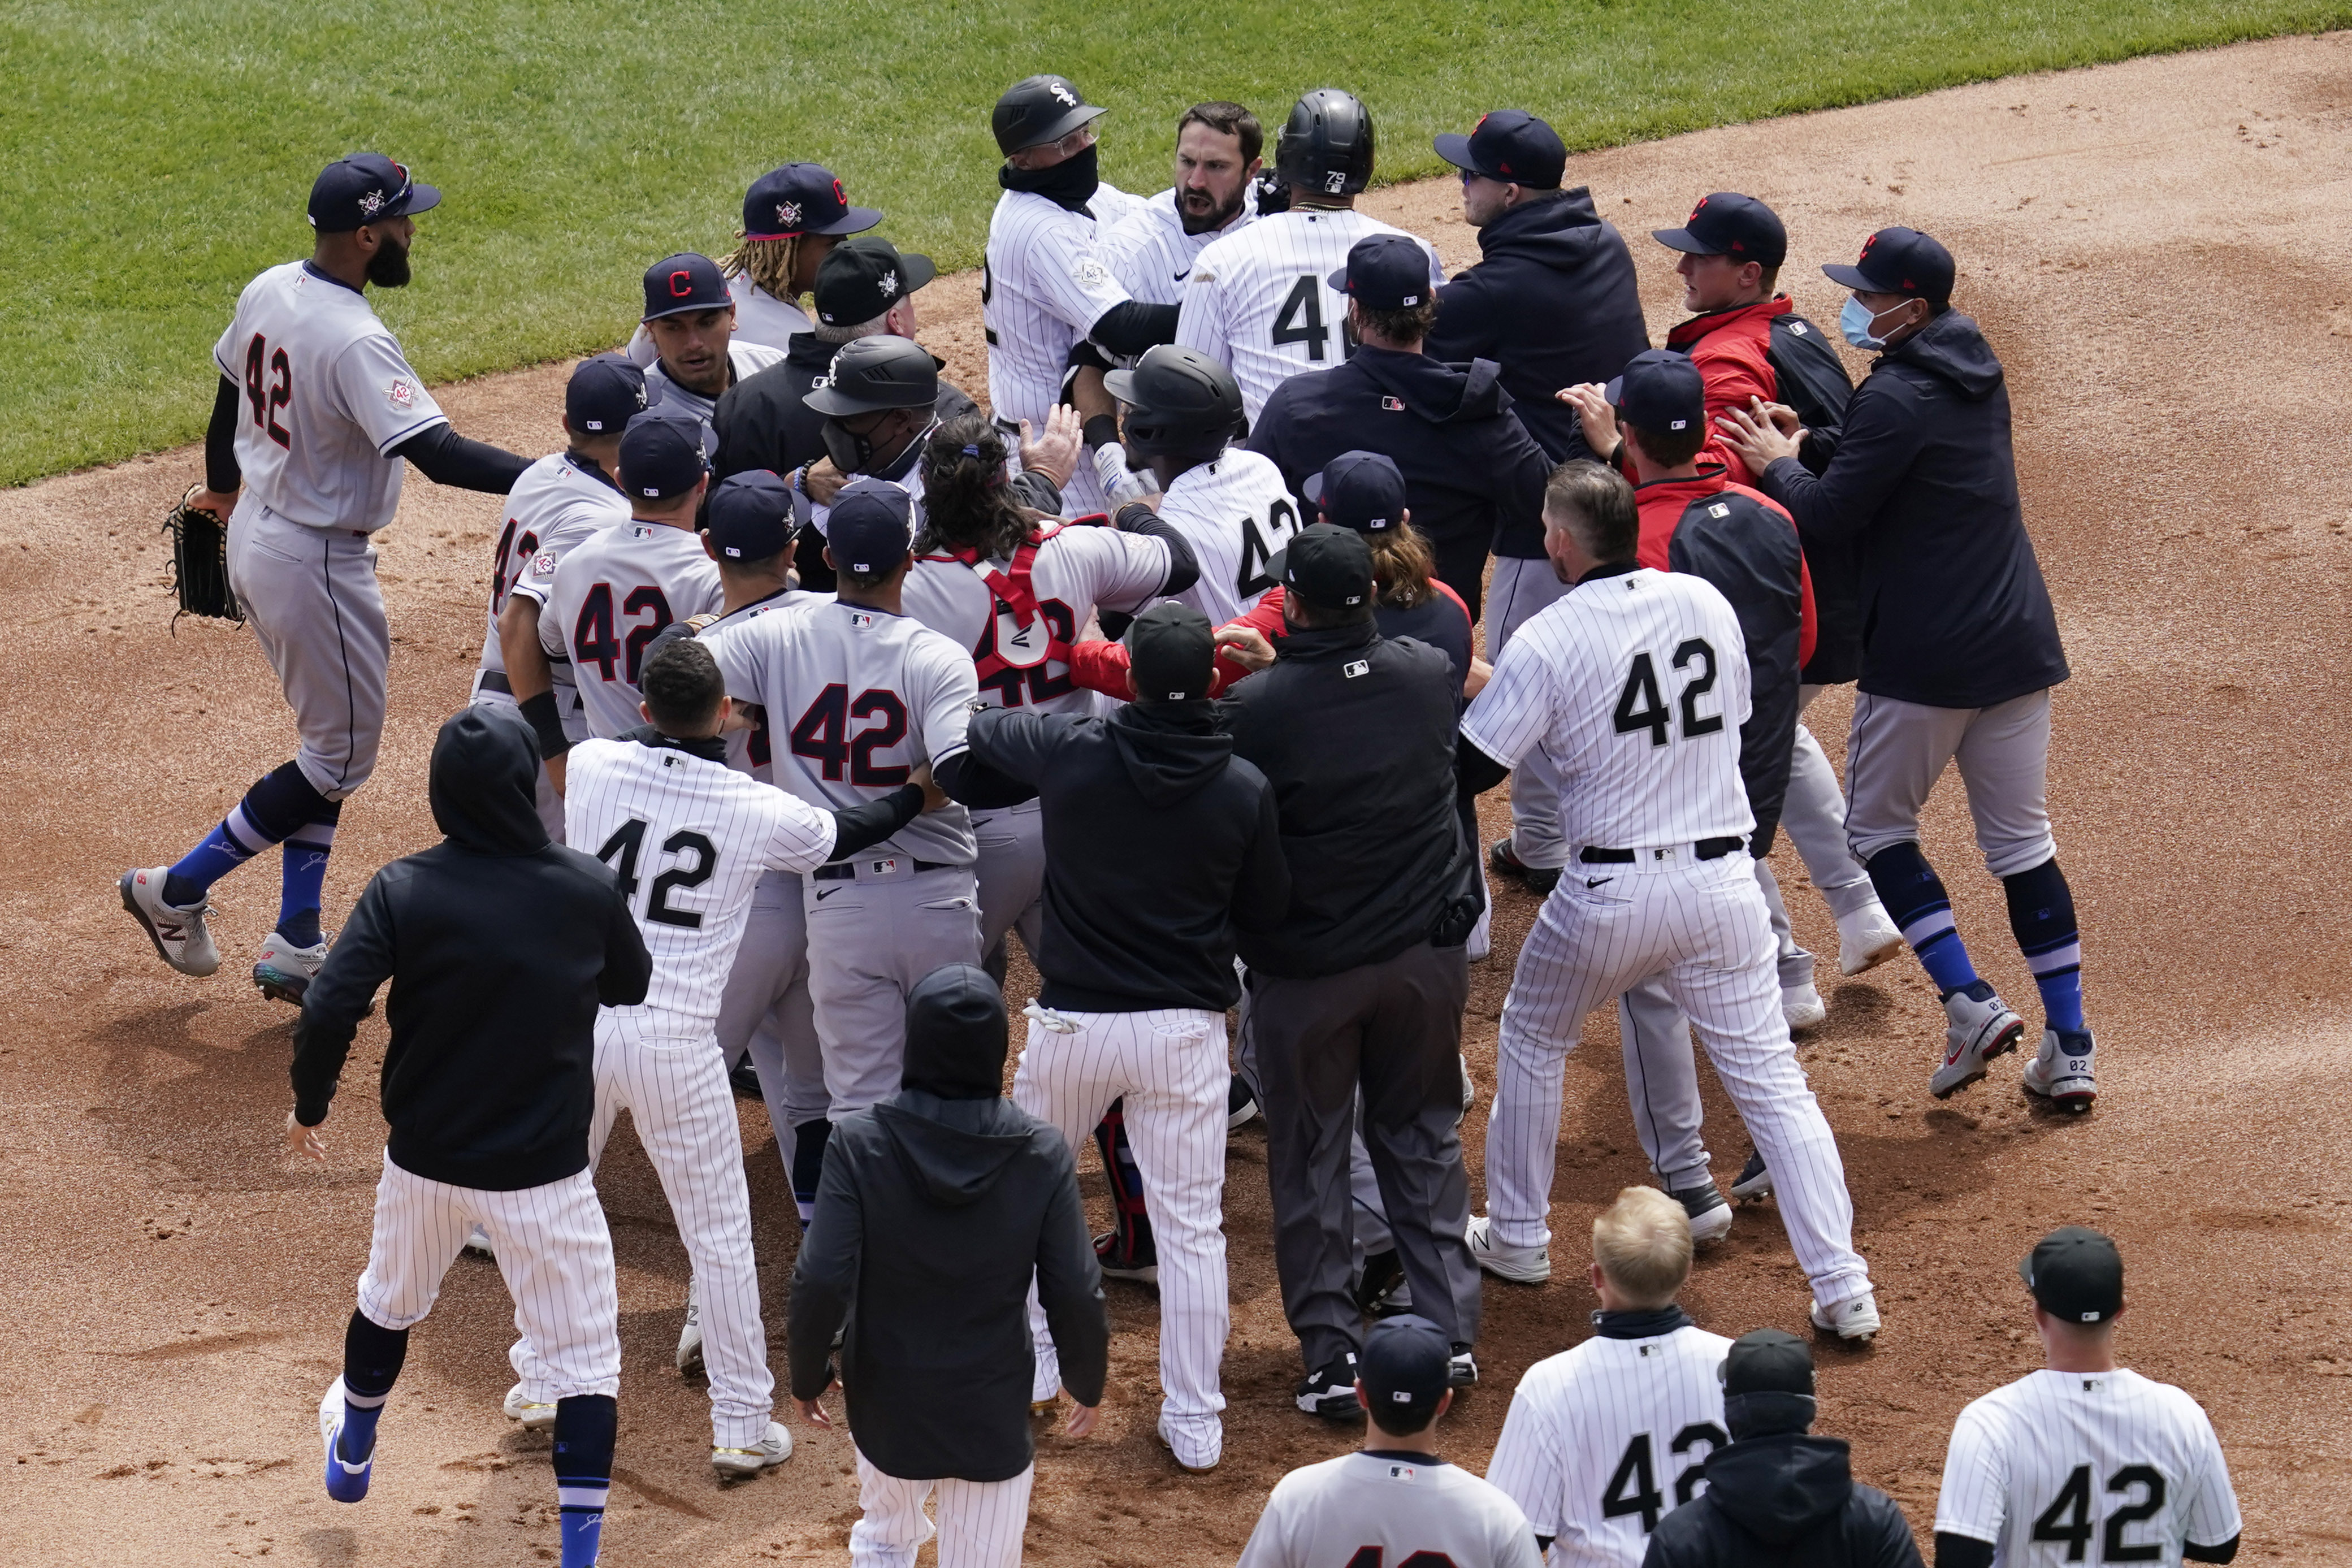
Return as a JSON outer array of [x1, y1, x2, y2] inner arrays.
[[7, 29, 2352, 1565]]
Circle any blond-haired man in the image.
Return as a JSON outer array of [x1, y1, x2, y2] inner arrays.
[[1484, 1188, 1733, 1566]]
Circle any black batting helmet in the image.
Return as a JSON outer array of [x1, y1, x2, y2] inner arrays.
[[1276, 89, 1375, 198], [991, 75, 1106, 156], [802, 336, 938, 417], [1104, 345, 1245, 462]]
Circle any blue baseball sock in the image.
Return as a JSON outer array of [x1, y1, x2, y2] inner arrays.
[[1865, 842, 1981, 998], [340, 1310, 408, 1463], [164, 812, 268, 908], [554, 1394, 618, 1568], [2003, 856, 2085, 1034], [165, 761, 341, 909], [279, 826, 336, 947]]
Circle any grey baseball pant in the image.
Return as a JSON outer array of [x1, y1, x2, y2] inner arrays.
[[227, 503, 387, 802], [804, 860, 982, 1117], [1844, 688, 2056, 877], [1782, 685, 1881, 919], [971, 802, 1046, 977], [1490, 555, 1572, 870], [717, 869, 829, 1190]]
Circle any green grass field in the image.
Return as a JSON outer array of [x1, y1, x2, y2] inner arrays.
[[4, 0, 2345, 486]]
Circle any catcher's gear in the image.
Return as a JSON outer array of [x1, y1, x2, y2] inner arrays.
[[163, 487, 242, 627], [1276, 89, 1375, 200], [804, 335, 939, 417], [1103, 346, 1244, 463]]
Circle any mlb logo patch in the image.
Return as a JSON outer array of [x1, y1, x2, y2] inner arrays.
[[1344, 659, 1370, 678], [1708, 503, 1731, 518], [868, 857, 900, 874], [848, 610, 876, 629], [1380, 396, 1406, 412]]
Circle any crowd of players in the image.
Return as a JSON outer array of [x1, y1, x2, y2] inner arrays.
[[109, 71, 2244, 1568]]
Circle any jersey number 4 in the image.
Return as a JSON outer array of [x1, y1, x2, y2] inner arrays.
[[1614, 640, 1722, 747], [595, 818, 717, 929], [243, 333, 293, 450], [1236, 496, 1300, 599], [1271, 276, 1329, 361], [1601, 1423, 1727, 1534], [790, 685, 910, 786], [573, 584, 673, 684], [2032, 1463, 2167, 1563]]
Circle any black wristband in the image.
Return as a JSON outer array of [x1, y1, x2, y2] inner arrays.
[[519, 691, 572, 761], [1082, 414, 1120, 451], [1113, 501, 1159, 532]]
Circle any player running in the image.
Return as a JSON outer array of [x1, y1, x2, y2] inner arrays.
[[1176, 89, 1443, 423], [1456, 461, 1878, 1342], [122, 153, 530, 1004], [1935, 1227, 2241, 1568]]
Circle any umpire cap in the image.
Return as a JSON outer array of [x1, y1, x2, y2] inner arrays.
[[803, 335, 939, 417], [992, 75, 1106, 155], [1104, 345, 1244, 461], [1276, 89, 1375, 198]]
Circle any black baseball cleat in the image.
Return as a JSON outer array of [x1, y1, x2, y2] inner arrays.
[[1449, 1344, 1479, 1387], [1352, 1248, 1407, 1316], [1731, 1148, 1773, 1202], [1094, 1229, 1159, 1288], [1489, 837, 1561, 895], [728, 1059, 765, 1101], [1227, 1072, 1261, 1130], [1296, 1354, 1362, 1419]]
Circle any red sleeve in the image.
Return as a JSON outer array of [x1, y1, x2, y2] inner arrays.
[[1067, 637, 1134, 700], [1205, 589, 1289, 697], [1694, 336, 1776, 487]]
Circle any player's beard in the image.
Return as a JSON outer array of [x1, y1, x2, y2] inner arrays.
[[366, 235, 413, 289], [1179, 184, 1245, 236]]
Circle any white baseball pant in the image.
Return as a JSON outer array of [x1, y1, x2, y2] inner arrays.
[[1489, 555, 1572, 870], [1781, 685, 1879, 920], [226, 503, 387, 802], [851, 1450, 1034, 1568], [972, 802, 1046, 973], [357, 1153, 619, 1400], [805, 861, 984, 1117], [510, 1011, 773, 1447], [1014, 1003, 1228, 1468], [1485, 848, 1871, 1310], [1844, 688, 2057, 878], [716, 869, 827, 1166]]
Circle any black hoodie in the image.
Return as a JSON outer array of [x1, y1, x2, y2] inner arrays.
[[1249, 343, 1555, 565], [1757, 310, 2069, 711], [956, 700, 1290, 1012], [1422, 187, 1652, 487], [1639, 1433, 1924, 1568], [289, 709, 652, 1190]]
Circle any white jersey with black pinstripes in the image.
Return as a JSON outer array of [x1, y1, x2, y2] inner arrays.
[[1935, 1368, 2241, 1566], [539, 521, 725, 740], [1238, 1451, 1546, 1568], [1098, 188, 1253, 307], [982, 183, 1143, 429], [1461, 567, 1755, 852], [562, 736, 837, 1030], [1174, 207, 1444, 423], [1152, 449, 1302, 628], [1483, 1323, 1735, 1567]]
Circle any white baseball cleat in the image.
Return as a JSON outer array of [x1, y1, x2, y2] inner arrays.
[[1836, 904, 1905, 976], [1466, 1215, 1550, 1284], [1458, 1054, 1476, 1117], [1932, 984, 2026, 1098], [463, 1224, 495, 1258], [2021, 1028, 2097, 1113], [675, 1275, 704, 1375], [1671, 1180, 1735, 1244], [711, 1420, 791, 1477], [1782, 981, 1827, 1033], [253, 930, 330, 1005], [502, 1383, 557, 1431], [120, 867, 219, 977], [1811, 1290, 1882, 1343], [1155, 1413, 1220, 1474]]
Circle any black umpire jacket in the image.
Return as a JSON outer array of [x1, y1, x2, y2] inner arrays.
[[711, 332, 983, 483], [1640, 1434, 1924, 1568], [289, 709, 651, 1190]]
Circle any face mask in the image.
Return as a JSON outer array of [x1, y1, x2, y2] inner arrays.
[[1840, 294, 1906, 350], [822, 415, 876, 475]]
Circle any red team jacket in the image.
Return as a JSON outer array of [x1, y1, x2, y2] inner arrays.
[[1665, 295, 1792, 486]]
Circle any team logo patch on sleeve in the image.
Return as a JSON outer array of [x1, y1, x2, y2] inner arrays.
[[387, 378, 416, 410], [530, 549, 557, 575], [1072, 258, 1112, 289]]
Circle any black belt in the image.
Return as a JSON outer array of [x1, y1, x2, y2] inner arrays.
[[812, 858, 958, 882], [1579, 837, 1744, 865], [477, 670, 513, 694]]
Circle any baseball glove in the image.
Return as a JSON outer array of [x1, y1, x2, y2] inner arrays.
[[162, 486, 242, 627]]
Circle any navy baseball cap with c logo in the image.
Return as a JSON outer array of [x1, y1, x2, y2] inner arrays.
[[828, 478, 915, 576], [308, 152, 440, 232], [1653, 192, 1788, 269], [642, 253, 731, 323], [1327, 233, 1431, 312], [704, 471, 796, 562], [617, 408, 715, 501], [1606, 348, 1705, 435], [1433, 110, 1566, 190], [1305, 450, 1406, 534], [743, 163, 882, 242], [1823, 226, 1955, 304], [565, 352, 655, 435]]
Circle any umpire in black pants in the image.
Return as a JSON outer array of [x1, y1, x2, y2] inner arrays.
[[1227, 524, 1486, 1417]]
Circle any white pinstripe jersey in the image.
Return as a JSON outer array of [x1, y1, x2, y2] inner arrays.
[[564, 737, 836, 1030], [1098, 188, 1254, 307], [1154, 449, 1301, 627], [1238, 1452, 1545, 1568], [704, 599, 979, 865], [982, 184, 1142, 427], [539, 521, 725, 740], [701, 587, 829, 779], [900, 525, 1168, 713], [211, 261, 447, 533], [1174, 209, 1444, 422], [1462, 567, 1755, 851], [1935, 1368, 2241, 1566], [644, 339, 787, 426], [1484, 1324, 1734, 1567]]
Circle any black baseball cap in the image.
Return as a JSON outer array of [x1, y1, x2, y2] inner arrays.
[[1433, 110, 1566, 190], [993, 74, 1106, 155], [813, 237, 938, 327], [704, 471, 795, 562], [828, 478, 914, 576], [1305, 450, 1406, 533], [1360, 1314, 1452, 1422], [1722, 1328, 1815, 1396], [1606, 348, 1705, 435], [642, 253, 731, 323], [1652, 192, 1788, 269], [565, 352, 655, 436], [1823, 226, 1955, 304], [1327, 233, 1432, 312], [1125, 602, 1216, 704], [308, 153, 440, 232], [616, 408, 714, 501], [742, 163, 881, 241], [1269, 522, 1373, 610], [2019, 1225, 2125, 1324]]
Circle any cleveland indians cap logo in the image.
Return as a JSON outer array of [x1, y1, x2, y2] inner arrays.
[[670, 269, 694, 297]]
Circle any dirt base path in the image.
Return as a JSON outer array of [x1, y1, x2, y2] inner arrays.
[[7, 30, 2352, 1566]]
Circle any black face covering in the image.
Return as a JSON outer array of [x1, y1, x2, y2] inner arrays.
[[821, 415, 874, 476], [366, 233, 412, 289], [998, 142, 1100, 213]]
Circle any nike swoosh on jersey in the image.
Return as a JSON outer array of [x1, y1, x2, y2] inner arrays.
[[815, 886, 844, 900], [1586, 877, 1615, 889], [1172, 268, 1190, 281]]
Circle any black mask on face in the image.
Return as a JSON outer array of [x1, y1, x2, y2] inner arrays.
[[998, 142, 1101, 213], [822, 414, 880, 475], [365, 233, 412, 289]]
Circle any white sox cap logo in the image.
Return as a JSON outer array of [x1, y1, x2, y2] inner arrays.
[[1048, 83, 1078, 106]]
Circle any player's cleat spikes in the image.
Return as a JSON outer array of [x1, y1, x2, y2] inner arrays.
[[253, 929, 329, 1004], [1489, 837, 1561, 895], [711, 1420, 792, 1477], [1295, 1354, 1363, 1420], [1835, 903, 1905, 976], [318, 1378, 374, 1503], [1730, 1148, 1773, 1202], [2021, 1027, 2097, 1113], [502, 1383, 557, 1431], [1782, 980, 1827, 1033], [1466, 1215, 1550, 1284], [120, 867, 219, 977], [675, 1275, 704, 1376], [1933, 982, 2026, 1098], [1671, 1180, 1734, 1243], [1811, 1290, 1882, 1344]]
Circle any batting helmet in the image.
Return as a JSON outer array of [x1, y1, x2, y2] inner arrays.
[[802, 336, 938, 418], [991, 75, 1106, 156], [1275, 89, 1375, 198], [1104, 345, 1245, 462]]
